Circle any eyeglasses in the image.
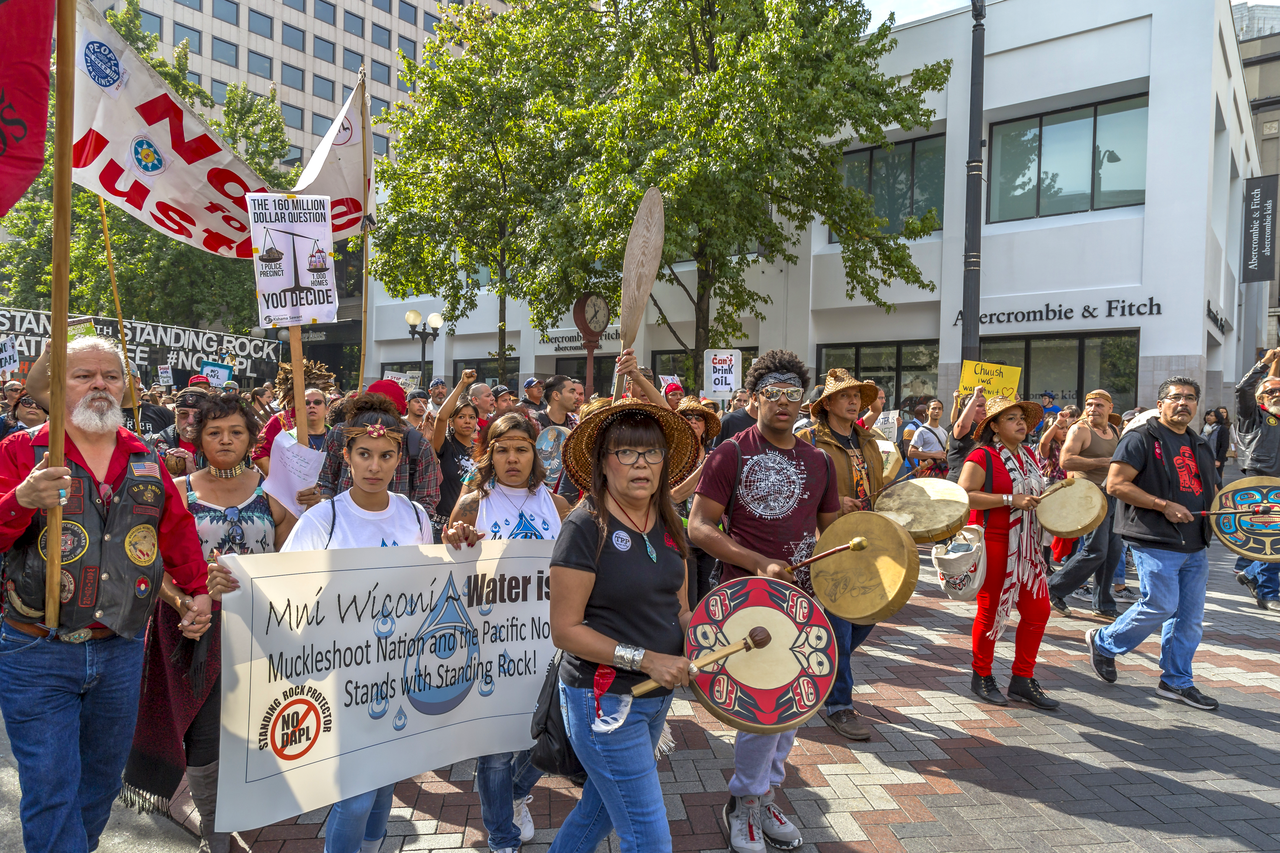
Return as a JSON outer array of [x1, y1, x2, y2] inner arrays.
[[607, 447, 666, 466], [305, 399, 325, 407], [757, 386, 805, 402], [1163, 394, 1199, 404], [1261, 390, 1280, 400]]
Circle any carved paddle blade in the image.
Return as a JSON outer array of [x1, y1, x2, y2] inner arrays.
[[611, 186, 665, 400]]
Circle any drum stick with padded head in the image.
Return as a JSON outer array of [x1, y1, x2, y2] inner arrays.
[[1200, 506, 1275, 517], [631, 627, 771, 696], [1039, 478, 1075, 500], [785, 536, 869, 573]]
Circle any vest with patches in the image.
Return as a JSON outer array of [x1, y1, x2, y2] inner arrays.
[[4, 445, 169, 637]]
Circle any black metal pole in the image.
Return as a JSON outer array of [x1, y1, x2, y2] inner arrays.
[[961, 2, 986, 363], [419, 331, 428, 389]]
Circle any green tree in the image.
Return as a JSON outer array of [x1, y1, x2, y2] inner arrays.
[[0, 0, 295, 332]]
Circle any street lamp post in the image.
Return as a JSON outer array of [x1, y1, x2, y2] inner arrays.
[[961, 0, 986, 364], [406, 310, 445, 388]]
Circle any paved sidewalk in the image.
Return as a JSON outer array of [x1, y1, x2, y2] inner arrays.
[[5, 539, 1279, 853]]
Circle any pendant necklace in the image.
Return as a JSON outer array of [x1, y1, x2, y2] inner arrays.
[[610, 493, 656, 563]]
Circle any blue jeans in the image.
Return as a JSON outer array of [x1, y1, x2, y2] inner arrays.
[[1113, 546, 1128, 586], [548, 683, 673, 853], [323, 784, 395, 853], [475, 750, 543, 850], [1243, 560, 1280, 601], [824, 615, 875, 712], [1095, 545, 1209, 690], [0, 624, 145, 853], [1048, 494, 1119, 612]]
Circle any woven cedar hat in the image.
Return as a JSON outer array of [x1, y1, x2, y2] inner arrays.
[[810, 368, 879, 416], [562, 399, 698, 492], [675, 395, 722, 440], [975, 395, 1044, 438]]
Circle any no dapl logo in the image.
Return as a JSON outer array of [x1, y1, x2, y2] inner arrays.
[[259, 686, 334, 761]]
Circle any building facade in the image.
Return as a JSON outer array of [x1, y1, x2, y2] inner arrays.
[[1236, 7, 1280, 349], [366, 0, 1263, 413]]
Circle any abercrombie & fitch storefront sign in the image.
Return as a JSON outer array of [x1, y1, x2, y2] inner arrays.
[[1243, 174, 1278, 284], [952, 297, 1162, 328]]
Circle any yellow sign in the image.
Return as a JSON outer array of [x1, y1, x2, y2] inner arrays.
[[959, 360, 1022, 399]]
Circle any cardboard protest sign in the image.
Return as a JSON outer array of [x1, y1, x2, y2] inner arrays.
[[703, 349, 741, 399], [0, 336, 18, 373], [248, 193, 339, 328], [217, 541, 555, 831], [959, 360, 1022, 399], [199, 360, 233, 385]]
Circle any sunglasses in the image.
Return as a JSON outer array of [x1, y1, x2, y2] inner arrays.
[[758, 386, 805, 402], [18, 396, 37, 408], [682, 413, 704, 422], [305, 399, 326, 407]]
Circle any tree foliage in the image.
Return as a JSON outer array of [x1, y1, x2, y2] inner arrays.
[[374, 0, 949, 389], [0, 0, 295, 333]]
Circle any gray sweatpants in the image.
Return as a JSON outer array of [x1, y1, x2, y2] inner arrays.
[[728, 730, 796, 797]]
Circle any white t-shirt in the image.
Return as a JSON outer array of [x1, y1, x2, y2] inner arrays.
[[476, 481, 562, 541], [282, 491, 431, 552], [910, 423, 948, 454]]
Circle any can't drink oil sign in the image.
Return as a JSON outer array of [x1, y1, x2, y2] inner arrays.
[[703, 349, 741, 399]]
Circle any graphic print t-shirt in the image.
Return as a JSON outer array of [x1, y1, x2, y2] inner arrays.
[[1113, 423, 1209, 552], [696, 425, 840, 583], [282, 491, 430, 551]]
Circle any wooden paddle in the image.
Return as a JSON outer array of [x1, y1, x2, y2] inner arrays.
[[632, 626, 771, 696], [610, 187, 665, 401]]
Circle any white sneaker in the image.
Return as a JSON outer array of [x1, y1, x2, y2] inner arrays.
[[759, 789, 803, 849], [724, 795, 767, 853], [514, 794, 534, 843]]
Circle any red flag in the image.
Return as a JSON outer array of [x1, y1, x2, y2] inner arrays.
[[0, 0, 55, 217]]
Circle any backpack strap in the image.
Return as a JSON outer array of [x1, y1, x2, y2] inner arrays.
[[325, 498, 338, 549], [721, 438, 743, 534]]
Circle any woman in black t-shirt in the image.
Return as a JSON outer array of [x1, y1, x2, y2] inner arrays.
[[431, 369, 480, 541], [548, 400, 698, 853]]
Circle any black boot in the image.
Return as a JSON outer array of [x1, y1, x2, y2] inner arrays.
[[185, 761, 231, 853], [970, 672, 1007, 706], [1007, 676, 1060, 710]]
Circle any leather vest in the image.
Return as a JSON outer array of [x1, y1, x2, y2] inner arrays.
[[4, 443, 169, 637]]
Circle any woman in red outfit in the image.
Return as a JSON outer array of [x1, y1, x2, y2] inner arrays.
[[957, 396, 1059, 710]]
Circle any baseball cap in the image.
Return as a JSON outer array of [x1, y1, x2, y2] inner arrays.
[[664, 382, 683, 395], [429, 377, 447, 389], [493, 384, 512, 400], [188, 375, 211, 386], [366, 379, 408, 415], [524, 377, 542, 390], [223, 380, 239, 390], [406, 389, 429, 402]]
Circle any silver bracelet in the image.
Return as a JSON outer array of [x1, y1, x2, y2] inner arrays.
[[612, 643, 645, 671]]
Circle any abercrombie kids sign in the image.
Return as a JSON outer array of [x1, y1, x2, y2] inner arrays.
[[952, 297, 1162, 328], [1243, 175, 1278, 284]]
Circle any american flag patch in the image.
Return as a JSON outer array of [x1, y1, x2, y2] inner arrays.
[[130, 462, 161, 478]]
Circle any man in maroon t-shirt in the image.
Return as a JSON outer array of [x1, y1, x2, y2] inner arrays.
[[690, 349, 839, 853]]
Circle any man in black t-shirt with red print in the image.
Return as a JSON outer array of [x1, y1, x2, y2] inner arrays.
[[691, 349, 840, 853]]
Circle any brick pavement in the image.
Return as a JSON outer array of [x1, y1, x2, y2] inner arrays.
[[220, 540, 1280, 853]]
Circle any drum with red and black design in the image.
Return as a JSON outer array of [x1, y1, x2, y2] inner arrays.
[[686, 576, 837, 734]]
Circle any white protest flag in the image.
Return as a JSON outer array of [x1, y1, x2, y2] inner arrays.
[[292, 78, 375, 241], [72, 0, 267, 257], [216, 541, 555, 831]]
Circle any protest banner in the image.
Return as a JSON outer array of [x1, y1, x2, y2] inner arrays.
[[703, 349, 740, 399], [217, 540, 555, 831], [292, 80, 374, 242], [0, 336, 19, 373], [958, 360, 1022, 399], [381, 370, 415, 392], [199, 359, 234, 385]]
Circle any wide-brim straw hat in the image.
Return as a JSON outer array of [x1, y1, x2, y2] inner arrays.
[[675, 396, 722, 440], [975, 395, 1044, 438], [811, 368, 879, 416], [563, 399, 698, 492]]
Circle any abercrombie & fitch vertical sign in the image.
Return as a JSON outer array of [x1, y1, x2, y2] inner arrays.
[[1243, 174, 1278, 283]]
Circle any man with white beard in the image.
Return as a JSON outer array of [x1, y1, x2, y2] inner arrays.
[[1233, 348, 1280, 611], [0, 336, 211, 853]]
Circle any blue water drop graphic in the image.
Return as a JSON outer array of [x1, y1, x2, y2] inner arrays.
[[373, 607, 396, 638], [478, 670, 495, 697], [392, 706, 408, 730], [403, 574, 480, 716], [369, 693, 389, 720]]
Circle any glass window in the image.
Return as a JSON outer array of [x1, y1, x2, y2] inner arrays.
[[314, 74, 334, 101], [453, 359, 519, 389], [211, 79, 228, 104], [281, 102, 303, 128], [343, 84, 354, 101], [1082, 334, 1139, 411], [344, 10, 363, 36], [556, 358, 612, 398], [312, 113, 333, 136], [831, 138, 943, 242], [371, 96, 389, 116], [912, 135, 945, 227], [424, 11, 439, 32], [373, 134, 389, 156], [816, 341, 939, 411], [818, 346, 856, 375], [899, 343, 939, 413], [248, 9, 272, 37], [247, 50, 271, 79], [282, 22, 305, 50], [283, 146, 303, 167], [371, 60, 390, 85], [989, 117, 1039, 223], [281, 63, 304, 90], [212, 0, 238, 24], [398, 35, 415, 61], [314, 0, 335, 24], [173, 23, 201, 54], [282, 0, 304, 10], [186, 71, 200, 86], [314, 36, 335, 63], [397, 74, 411, 93], [212, 37, 238, 67], [372, 23, 390, 48], [343, 48, 363, 73], [651, 351, 694, 388], [859, 346, 898, 408], [1038, 107, 1092, 216], [174, 0, 200, 10], [139, 9, 161, 37], [399, 0, 416, 24], [1094, 96, 1148, 210], [872, 144, 912, 235], [1029, 338, 1080, 407], [372, 0, 389, 10], [978, 339, 1026, 376]]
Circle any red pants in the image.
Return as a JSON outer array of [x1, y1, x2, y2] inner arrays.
[[971, 533, 1049, 678]]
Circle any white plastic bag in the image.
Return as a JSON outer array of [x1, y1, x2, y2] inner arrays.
[[932, 525, 986, 602]]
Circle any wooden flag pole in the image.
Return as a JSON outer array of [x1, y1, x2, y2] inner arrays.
[[357, 68, 371, 393], [288, 327, 307, 443], [46, 0, 78, 628], [99, 196, 142, 433]]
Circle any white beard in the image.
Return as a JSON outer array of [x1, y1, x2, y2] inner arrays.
[[1266, 401, 1280, 418], [70, 392, 124, 434]]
